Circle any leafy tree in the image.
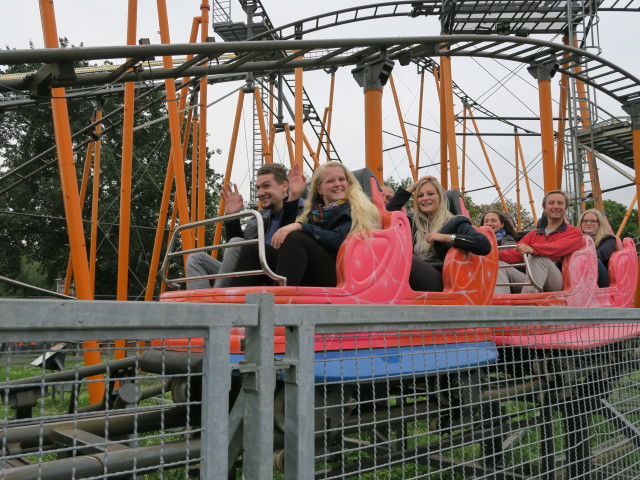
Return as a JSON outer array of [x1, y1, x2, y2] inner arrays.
[[0, 39, 222, 299], [467, 198, 535, 231], [603, 199, 638, 239]]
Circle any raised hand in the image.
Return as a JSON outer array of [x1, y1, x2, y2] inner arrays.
[[288, 163, 307, 201], [407, 175, 438, 193], [221, 183, 244, 214]]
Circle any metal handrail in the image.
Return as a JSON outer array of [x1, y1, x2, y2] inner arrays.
[[161, 210, 287, 289], [495, 244, 544, 292]]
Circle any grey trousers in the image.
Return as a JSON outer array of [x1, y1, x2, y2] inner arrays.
[[494, 256, 563, 294], [185, 237, 244, 289]]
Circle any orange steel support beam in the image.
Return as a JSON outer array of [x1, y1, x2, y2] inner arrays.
[[436, 66, 448, 188], [145, 11, 201, 297], [571, 38, 603, 210], [268, 82, 276, 153], [440, 55, 459, 190], [539, 79, 556, 192], [468, 107, 508, 211], [189, 114, 198, 223], [516, 135, 538, 225], [316, 71, 336, 162], [302, 134, 320, 169], [631, 126, 640, 307], [145, 158, 175, 301], [325, 71, 336, 162], [157, 0, 193, 251], [89, 110, 103, 290], [364, 88, 384, 183], [161, 204, 178, 295], [555, 71, 568, 190], [352, 57, 393, 184], [39, 0, 103, 404], [253, 87, 272, 163], [389, 75, 417, 181], [113, 0, 139, 362], [197, 1, 209, 247], [212, 90, 245, 253], [117, 0, 138, 307], [64, 140, 95, 295], [515, 134, 522, 230], [461, 108, 467, 195], [284, 124, 295, 167], [415, 70, 425, 181], [295, 64, 304, 167], [617, 194, 637, 237]]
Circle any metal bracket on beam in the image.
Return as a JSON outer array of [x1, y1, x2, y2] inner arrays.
[[107, 38, 155, 81], [352, 54, 394, 91], [27, 61, 76, 97], [622, 97, 640, 130], [527, 56, 559, 81], [173, 37, 218, 76]]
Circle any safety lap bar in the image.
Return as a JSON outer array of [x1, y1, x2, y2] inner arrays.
[[160, 210, 287, 288], [495, 244, 544, 292]]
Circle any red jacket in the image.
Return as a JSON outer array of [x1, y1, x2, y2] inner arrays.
[[499, 220, 583, 264]]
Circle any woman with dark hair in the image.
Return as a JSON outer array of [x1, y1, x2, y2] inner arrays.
[[387, 176, 491, 292], [480, 210, 518, 246], [579, 209, 616, 288]]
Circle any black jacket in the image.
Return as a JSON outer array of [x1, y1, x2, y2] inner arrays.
[[386, 187, 491, 260], [299, 202, 352, 253], [224, 197, 302, 240], [596, 234, 617, 266]]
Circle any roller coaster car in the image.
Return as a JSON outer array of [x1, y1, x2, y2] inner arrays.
[[160, 173, 498, 308], [594, 236, 638, 308], [491, 235, 639, 348], [491, 235, 637, 308], [158, 171, 498, 349]]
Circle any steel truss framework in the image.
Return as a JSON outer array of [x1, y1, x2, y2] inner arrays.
[[1, 34, 639, 107]]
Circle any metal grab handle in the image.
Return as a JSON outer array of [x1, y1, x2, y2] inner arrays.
[[496, 244, 544, 292], [161, 210, 287, 288]]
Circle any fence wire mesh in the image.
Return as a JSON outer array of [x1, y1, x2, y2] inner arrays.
[[1, 339, 207, 479], [3, 299, 640, 480], [309, 325, 640, 480]]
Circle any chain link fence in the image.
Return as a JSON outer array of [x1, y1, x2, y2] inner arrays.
[[2, 297, 640, 479]]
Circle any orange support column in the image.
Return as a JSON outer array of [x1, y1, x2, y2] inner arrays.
[[197, 1, 210, 247], [352, 56, 394, 184], [38, 0, 103, 404], [621, 100, 640, 307], [389, 75, 417, 180], [157, 0, 193, 250], [528, 59, 558, 193], [212, 89, 246, 252], [295, 64, 304, 168], [440, 55, 459, 190]]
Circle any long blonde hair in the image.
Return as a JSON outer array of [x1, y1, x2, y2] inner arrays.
[[412, 177, 453, 256], [579, 209, 608, 246], [297, 162, 380, 236]]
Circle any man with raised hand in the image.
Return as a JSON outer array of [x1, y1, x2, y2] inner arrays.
[[185, 163, 305, 289], [494, 190, 583, 294]]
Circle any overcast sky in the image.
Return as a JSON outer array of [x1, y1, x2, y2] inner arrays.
[[1, 1, 638, 214]]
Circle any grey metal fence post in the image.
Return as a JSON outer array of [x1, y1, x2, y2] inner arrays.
[[243, 293, 276, 479], [281, 312, 316, 480], [201, 322, 233, 479]]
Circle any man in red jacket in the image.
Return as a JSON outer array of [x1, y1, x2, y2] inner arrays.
[[495, 190, 583, 294]]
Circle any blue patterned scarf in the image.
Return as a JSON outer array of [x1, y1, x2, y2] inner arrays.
[[312, 200, 347, 225], [494, 228, 506, 243]]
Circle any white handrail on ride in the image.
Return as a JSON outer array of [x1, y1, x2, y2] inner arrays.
[[160, 210, 287, 289], [495, 244, 544, 292]]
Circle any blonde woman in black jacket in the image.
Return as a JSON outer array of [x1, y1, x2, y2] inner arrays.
[[387, 177, 491, 291]]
